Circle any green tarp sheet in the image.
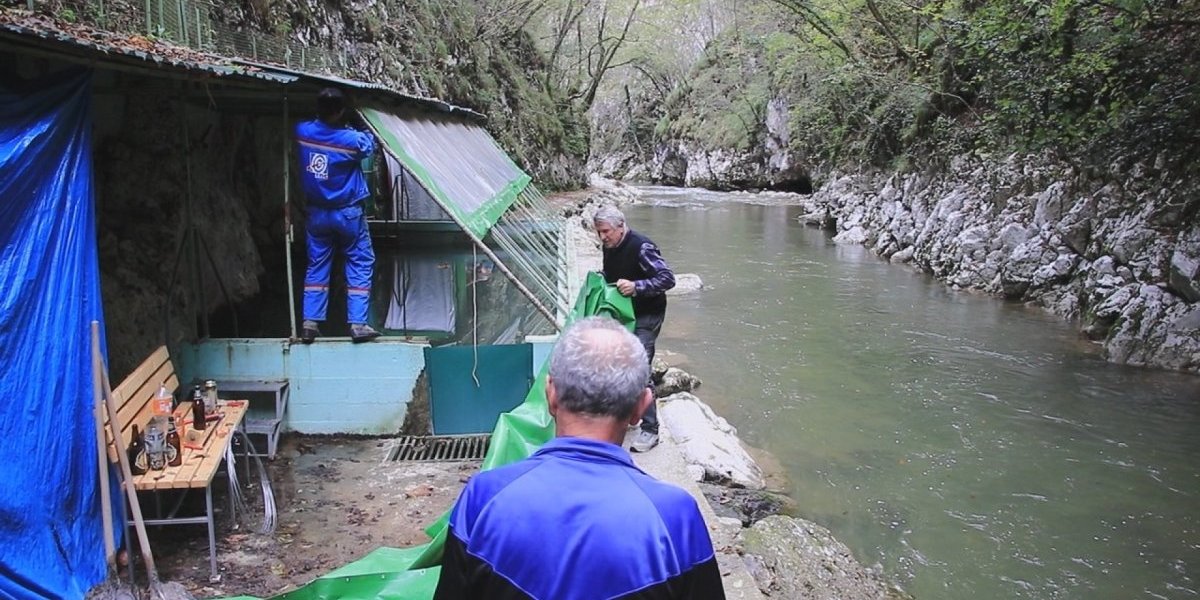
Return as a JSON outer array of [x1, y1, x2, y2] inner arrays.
[[228, 273, 632, 600]]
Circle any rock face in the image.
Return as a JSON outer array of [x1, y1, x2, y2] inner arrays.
[[598, 136, 811, 193], [798, 153, 1200, 373], [658, 392, 765, 489], [655, 367, 702, 397], [93, 93, 278, 379], [742, 515, 892, 600]]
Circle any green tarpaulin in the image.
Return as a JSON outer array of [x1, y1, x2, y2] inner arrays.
[[227, 273, 632, 600]]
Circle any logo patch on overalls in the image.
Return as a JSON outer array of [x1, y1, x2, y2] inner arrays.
[[306, 152, 329, 180]]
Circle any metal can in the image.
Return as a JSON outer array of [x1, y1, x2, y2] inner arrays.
[[145, 418, 167, 471]]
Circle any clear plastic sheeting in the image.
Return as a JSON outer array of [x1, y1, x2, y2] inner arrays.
[[485, 186, 571, 319], [361, 108, 528, 238], [362, 105, 570, 328], [0, 69, 111, 598]]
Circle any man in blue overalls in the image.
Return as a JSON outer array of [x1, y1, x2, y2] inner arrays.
[[295, 88, 380, 343]]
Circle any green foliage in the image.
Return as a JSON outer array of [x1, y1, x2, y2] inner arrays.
[[393, 0, 587, 188], [658, 33, 772, 151], [957, 0, 1199, 162], [614, 0, 1200, 173]]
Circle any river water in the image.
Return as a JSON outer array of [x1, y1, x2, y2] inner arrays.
[[627, 186, 1200, 600]]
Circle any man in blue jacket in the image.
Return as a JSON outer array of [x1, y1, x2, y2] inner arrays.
[[295, 88, 380, 342], [434, 317, 725, 600]]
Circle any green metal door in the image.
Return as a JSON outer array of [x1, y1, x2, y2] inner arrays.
[[425, 343, 533, 435]]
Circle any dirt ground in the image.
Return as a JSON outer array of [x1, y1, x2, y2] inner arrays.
[[145, 435, 475, 598]]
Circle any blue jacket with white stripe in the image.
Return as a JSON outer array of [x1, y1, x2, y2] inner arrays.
[[295, 119, 374, 208], [434, 437, 726, 600]]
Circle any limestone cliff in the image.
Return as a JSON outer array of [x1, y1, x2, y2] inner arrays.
[[797, 154, 1200, 373]]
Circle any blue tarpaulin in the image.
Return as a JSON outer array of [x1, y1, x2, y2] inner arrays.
[[0, 70, 110, 598]]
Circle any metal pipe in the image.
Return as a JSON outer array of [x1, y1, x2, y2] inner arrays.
[[180, 86, 208, 339], [283, 94, 297, 340]]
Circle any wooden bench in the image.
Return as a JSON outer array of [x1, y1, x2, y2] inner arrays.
[[105, 345, 247, 582]]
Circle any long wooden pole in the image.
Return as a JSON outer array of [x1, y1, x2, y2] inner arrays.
[[100, 366, 161, 583], [90, 322, 116, 574]]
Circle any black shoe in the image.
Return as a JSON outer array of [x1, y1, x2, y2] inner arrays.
[[351, 324, 381, 343], [300, 320, 321, 344]]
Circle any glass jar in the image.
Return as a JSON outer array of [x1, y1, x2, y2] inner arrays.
[[203, 380, 218, 415]]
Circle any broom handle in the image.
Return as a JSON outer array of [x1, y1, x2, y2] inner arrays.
[[91, 322, 116, 571], [100, 361, 160, 581]]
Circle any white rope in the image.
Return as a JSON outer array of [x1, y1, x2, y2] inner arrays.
[[471, 244, 481, 388]]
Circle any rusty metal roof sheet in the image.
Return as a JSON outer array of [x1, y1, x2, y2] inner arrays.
[[0, 10, 484, 120], [0, 11, 296, 85]]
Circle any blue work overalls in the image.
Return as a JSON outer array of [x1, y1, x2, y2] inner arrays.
[[295, 119, 376, 325]]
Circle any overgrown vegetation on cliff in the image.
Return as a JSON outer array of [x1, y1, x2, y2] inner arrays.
[[593, 0, 1200, 175]]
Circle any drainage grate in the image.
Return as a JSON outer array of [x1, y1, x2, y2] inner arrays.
[[388, 435, 491, 462]]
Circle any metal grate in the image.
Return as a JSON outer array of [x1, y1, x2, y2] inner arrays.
[[388, 435, 490, 462]]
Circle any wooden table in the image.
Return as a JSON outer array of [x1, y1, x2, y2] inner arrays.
[[130, 400, 247, 582]]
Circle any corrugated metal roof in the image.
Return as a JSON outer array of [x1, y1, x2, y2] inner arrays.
[[0, 13, 296, 85], [2, 11, 487, 120], [0, 12, 484, 120], [234, 60, 486, 121]]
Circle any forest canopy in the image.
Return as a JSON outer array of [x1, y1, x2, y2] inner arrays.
[[546, 0, 1200, 171]]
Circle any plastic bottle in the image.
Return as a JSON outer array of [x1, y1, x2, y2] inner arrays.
[[153, 382, 172, 417]]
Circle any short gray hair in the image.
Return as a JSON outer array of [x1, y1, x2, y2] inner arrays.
[[549, 316, 648, 420], [592, 205, 626, 228]]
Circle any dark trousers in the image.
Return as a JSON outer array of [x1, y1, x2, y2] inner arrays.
[[634, 312, 664, 434]]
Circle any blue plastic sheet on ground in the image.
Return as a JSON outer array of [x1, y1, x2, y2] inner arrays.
[[0, 69, 110, 598]]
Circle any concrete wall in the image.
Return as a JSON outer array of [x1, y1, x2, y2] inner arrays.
[[177, 338, 428, 434]]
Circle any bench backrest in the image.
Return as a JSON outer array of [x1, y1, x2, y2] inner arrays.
[[104, 345, 178, 462]]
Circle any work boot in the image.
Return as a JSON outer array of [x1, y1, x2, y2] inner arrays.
[[300, 320, 321, 344], [350, 323, 381, 343], [630, 429, 659, 453]]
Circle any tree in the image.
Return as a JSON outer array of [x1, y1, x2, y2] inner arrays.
[[537, 0, 642, 112]]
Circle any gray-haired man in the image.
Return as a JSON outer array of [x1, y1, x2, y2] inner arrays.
[[434, 317, 724, 599], [593, 205, 675, 452]]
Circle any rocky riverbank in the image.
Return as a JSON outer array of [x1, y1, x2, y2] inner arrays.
[[794, 153, 1200, 373]]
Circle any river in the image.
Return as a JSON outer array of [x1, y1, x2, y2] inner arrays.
[[626, 186, 1200, 600]]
